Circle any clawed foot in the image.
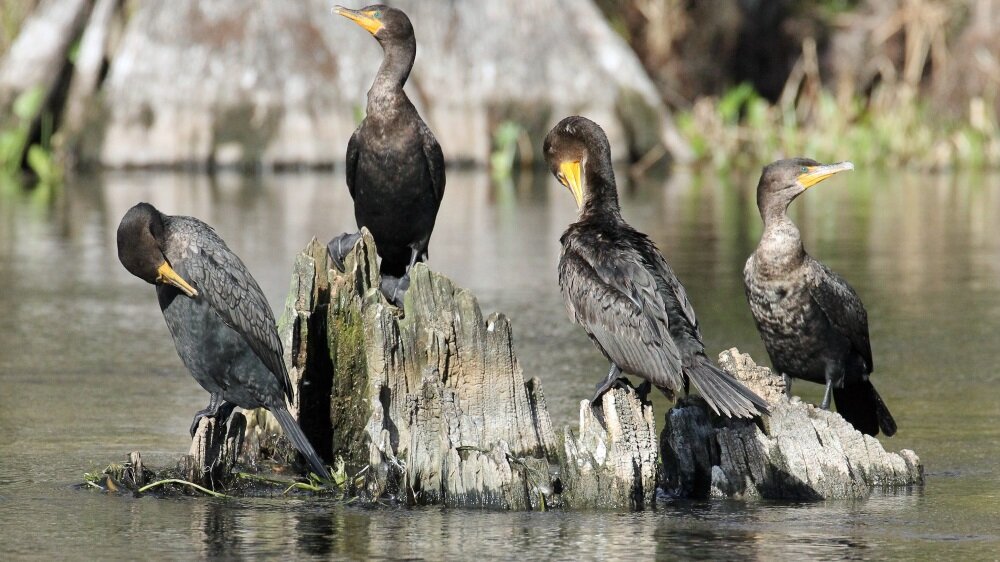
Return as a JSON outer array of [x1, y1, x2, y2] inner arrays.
[[327, 231, 363, 273], [591, 364, 625, 405], [380, 273, 411, 307], [189, 400, 237, 437]]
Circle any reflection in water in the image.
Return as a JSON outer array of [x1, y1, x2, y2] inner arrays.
[[0, 169, 999, 558]]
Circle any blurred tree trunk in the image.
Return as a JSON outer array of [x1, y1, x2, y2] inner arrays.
[[2, 0, 688, 169]]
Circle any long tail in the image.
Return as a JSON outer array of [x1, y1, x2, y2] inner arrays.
[[833, 380, 897, 437], [685, 357, 770, 418], [271, 406, 332, 481]]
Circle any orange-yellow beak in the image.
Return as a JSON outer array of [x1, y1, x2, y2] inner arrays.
[[558, 161, 583, 208], [797, 161, 854, 189], [156, 262, 198, 298], [333, 5, 384, 35]]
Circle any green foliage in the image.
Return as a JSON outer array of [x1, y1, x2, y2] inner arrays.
[[490, 120, 524, 181], [0, 86, 63, 185], [676, 83, 1000, 170]]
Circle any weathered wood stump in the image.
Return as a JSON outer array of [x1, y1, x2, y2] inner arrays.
[[660, 349, 923, 500], [263, 231, 561, 508], [561, 384, 659, 509]]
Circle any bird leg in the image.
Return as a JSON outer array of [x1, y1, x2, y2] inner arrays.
[[327, 231, 363, 273], [820, 363, 844, 410], [189, 393, 237, 437], [591, 364, 623, 404], [820, 380, 834, 410]]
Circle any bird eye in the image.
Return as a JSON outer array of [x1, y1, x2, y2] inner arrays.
[[800, 167, 808, 173], [374, 10, 382, 19]]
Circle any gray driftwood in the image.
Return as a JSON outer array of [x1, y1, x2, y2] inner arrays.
[[259, 232, 560, 508], [184, 412, 246, 488], [660, 349, 923, 500], [561, 384, 659, 509]]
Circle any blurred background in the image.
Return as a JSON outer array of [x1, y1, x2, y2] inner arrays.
[[1, 1, 1000, 559], [1, 0, 999, 175]]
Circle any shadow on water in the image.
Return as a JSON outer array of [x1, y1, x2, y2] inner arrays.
[[1, 168, 999, 558]]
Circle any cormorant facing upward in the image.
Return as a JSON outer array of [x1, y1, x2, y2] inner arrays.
[[328, 4, 445, 304], [544, 116, 769, 418], [117, 203, 332, 480], [744, 159, 896, 436]]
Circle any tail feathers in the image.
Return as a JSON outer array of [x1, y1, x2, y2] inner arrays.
[[271, 407, 332, 481], [685, 358, 770, 419], [833, 380, 897, 437]]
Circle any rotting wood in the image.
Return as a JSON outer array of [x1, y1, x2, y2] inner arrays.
[[660, 348, 923, 500]]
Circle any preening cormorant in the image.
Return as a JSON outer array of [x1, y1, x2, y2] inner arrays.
[[744, 159, 896, 436], [117, 203, 332, 480], [544, 116, 769, 418], [328, 4, 445, 304]]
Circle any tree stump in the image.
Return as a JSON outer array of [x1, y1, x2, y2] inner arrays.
[[184, 412, 246, 489], [660, 349, 923, 500], [261, 232, 560, 508], [561, 384, 659, 509]]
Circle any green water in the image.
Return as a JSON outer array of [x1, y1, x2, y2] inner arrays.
[[0, 168, 997, 559]]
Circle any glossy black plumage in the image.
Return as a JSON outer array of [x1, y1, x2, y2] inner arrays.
[[544, 116, 768, 418], [117, 203, 331, 479], [334, 4, 445, 279], [744, 158, 896, 436]]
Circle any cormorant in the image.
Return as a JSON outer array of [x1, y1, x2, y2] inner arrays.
[[744, 158, 896, 436], [328, 4, 445, 305], [117, 203, 332, 480], [544, 116, 769, 418]]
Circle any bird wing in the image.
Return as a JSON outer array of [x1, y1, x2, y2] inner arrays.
[[559, 243, 684, 390], [806, 258, 874, 371], [648, 251, 700, 335], [346, 127, 361, 200], [419, 120, 446, 203], [181, 224, 292, 400]]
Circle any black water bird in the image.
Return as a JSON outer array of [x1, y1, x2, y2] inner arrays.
[[328, 4, 445, 304], [744, 159, 896, 436], [543, 116, 769, 418], [117, 203, 332, 480]]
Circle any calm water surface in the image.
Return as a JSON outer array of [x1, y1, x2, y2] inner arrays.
[[0, 168, 998, 559]]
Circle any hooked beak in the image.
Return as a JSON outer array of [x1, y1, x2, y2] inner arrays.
[[333, 5, 384, 35], [559, 161, 584, 209], [156, 262, 198, 298], [797, 161, 854, 189]]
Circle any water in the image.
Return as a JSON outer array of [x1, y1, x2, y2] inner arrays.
[[1, 168, 998, 559]]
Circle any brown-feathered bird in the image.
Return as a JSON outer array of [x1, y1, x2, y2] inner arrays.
[[744, 158, 896, 436]]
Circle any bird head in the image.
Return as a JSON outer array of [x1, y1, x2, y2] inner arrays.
[[543, 116, 616, 211], [333, 4, 413, 43], [756, 158, 854, 217], [117, 203, 198, 298]]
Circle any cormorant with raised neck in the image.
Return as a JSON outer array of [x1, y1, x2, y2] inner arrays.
[[744, 159, 896, 436], [328, 4, 445, 306]]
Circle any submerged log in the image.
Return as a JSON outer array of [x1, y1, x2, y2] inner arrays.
[[660, 349, 923, 500]]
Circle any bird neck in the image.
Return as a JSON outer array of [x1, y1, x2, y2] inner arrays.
[[580, 167, 622, 221], [758, 212, 805, 271], [368, 38, 416, 105]]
